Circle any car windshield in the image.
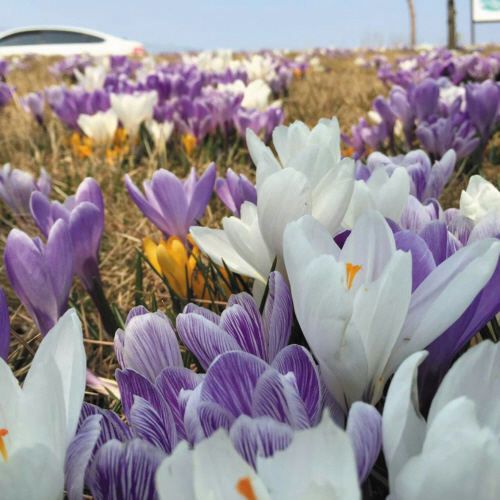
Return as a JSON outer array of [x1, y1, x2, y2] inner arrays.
[[0, 30, 104, 46]]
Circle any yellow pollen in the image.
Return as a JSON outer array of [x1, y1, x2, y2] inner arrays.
[[0, 428, 9, 462], [345, 263, 362, 290], [236, 476, 258, 500]]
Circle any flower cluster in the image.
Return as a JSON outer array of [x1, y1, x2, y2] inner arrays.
[[2, 47, 500, 499], [349, 49, 500, 164], [15, 52, 313, 157]]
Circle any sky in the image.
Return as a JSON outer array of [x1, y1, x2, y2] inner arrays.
[[1, 0, 500, 52]]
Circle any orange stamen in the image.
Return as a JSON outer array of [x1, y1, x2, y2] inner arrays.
[[345, 263, 362, 290], [236, 476, 258, 500], [0, 428, 9, 462]]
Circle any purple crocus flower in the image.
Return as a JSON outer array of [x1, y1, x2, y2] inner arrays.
[[0, 164, 51, 215], [4, 220, 74, 336], [125, 163, 216, 243], [66, 409, 164, 500], [0, 59, 10, 81], [395, 204, 500, 413], [116, 348, 381, 477], [417, 116, 480, 161], [215, 168, 257, 216], [20, 91, 45, 125], [413, 78, 440, 122], [389, 85, 416, 146], [114, 306, 183, 383], [0, 83, 13, 108], [177, 271, 292, 367], [0, 288, 9, 362], [365, 149, 456, 201], [465, 80, 500, 141], [115, 346, 320, 462], [30, 177, 104, 295], [86, 439, 165, 500]]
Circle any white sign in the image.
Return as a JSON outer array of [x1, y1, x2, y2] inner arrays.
[[473, 0, 500, 22]]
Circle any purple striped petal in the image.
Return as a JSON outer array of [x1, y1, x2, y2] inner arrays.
[[468, 209, 500, 243], [263, 272, 293, 362], [400, 195, 433, 232], [230, 415, 293, 468], [198, 401, 235, 437], [87, 439, 166, 500], [446, 232, 462, 257], [79, 403, 133, 444], [125, 305, 150, 325], [251, 369, 310, 429], [271, 345, 321, 426], [346, 402, 382, 484], [177, 313, 240, 370], [0, 288, 10, 362], [220, 303, 266, 359], [115, 369, 164, 424], [183, 384, 204, 446], [395, 231, 436, 292], [116, 311, 183, 382], [201, 351, 269, 418], [422, 150, 456, 200], [155, 366, 202, 440], [65, 414, 102, 500], [448, 215, 474, 246], [227, 292, 264, 334], [183, 303, 221, 325], [130, 396, 177, 454], [418, 221, 448, 265]]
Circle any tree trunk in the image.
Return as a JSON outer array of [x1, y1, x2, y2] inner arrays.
[[407, 0, 417, 49], [448, 0, 457, 49]]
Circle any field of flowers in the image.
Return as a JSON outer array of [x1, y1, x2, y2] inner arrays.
[[1, 45, 500, 499]]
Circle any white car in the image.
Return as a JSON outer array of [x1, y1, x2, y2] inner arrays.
[[0, 26, 146, 57]]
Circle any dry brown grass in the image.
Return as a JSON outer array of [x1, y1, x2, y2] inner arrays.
[[0, 52, 479, 402]]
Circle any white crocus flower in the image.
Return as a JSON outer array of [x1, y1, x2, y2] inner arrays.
[[283, 211, 500, 412], [0, 310, 86, 500], [244, 54, 275, 81], [77, 109, 118, 145], [110, 91, 158, 139], [241, 79, 273, 110], [74, 65, 107, 91], [192, 116, 354, 298], [459, 175, 500, 222], [146, 120, 175, 147], [156, 414, 361, 500], [342, 167, 410, 229], [190, 202, 274, 299], [247, 117, 355, 259], [383, 340, 500, 499], [217, 79, 246, 95]]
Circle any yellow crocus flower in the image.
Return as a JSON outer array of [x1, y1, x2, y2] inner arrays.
[[70, 132, 93, 159], [182, 133, 197, 157], [143, 236, 206, 299]]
